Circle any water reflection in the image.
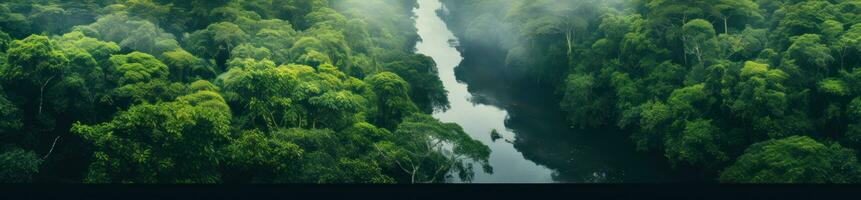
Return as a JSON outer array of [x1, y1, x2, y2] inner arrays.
[[415, 0, 684, 183]]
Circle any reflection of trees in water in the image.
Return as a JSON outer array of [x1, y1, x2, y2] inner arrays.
[[452, 48, 683, 183]]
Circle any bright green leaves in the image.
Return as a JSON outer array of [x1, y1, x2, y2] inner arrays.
[[1, 34, 68, 127], [365, 72, 418, 130], [375, 114, 491, 183], [224, 130, 303, 183], [720, 136, 861, 183], [668, 84, 712, 119], [105, 51, 182, 105], [56, 31, 121, 61], [739, 61, 768, 77], [0, 0, 481, 184], [308, 91, 367, 129], [220, 62, 299, 130], [731, 61, 797, 138], [72, 91, 232, 183], [108, 52, 168, 85], [632, 100, 672, 151], [818, 78, 849, 96], [219, 59, 375, 132], [2, 35, 67, 86]]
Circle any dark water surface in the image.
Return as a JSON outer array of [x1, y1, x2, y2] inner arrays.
[[414, 0, 687, 183]]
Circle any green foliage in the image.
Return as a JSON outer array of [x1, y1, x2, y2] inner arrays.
[[108, 52, 168, 85], [561, 73, 609, 128], [382, 54, 448, 113], [787, 34, 833, 75], [365, 72, 418, 130], [2, 34, 67, 87], [0, 90, 21, 132], [375, 114, 491, 183], [0, 147, 42, 183], [664, 119, 728, 167], [186, 22, 248, 67], [72, 91, 231, 183], [224, 130, 303, 183], [162, 49, 211, 82], [720, 136, 861, 183], [0, 0, 473, 184], [74, 14, 180, 55], [442, 0, 861, 182]]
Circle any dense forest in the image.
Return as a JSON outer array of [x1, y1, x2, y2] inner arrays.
[[3, 0, 859, 184], [0, 0, 493, 183], [441, 0, 861, 183]]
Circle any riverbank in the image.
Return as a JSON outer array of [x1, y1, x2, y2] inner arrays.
[[418, 0, 697, 182]]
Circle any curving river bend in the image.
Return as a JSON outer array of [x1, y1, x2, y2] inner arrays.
[[413, 0, 688, 183]]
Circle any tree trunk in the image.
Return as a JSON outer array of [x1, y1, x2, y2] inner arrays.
[[566, 30, 573, 58], [42, 136, 61, 160], [39, 76, 56, 116]]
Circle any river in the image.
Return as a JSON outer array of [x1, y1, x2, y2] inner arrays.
[[413, 0, 688, 183]]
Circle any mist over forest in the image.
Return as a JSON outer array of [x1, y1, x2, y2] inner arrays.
[[0, 0, 860, 184], [442, 0, 861, 183]]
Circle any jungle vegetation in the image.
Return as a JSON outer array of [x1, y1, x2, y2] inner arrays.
[[441, 0, 861, 183], [0, 0, 490, 183]]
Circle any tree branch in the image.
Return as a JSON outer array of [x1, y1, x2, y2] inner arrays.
[[42, 136, 61, 160]]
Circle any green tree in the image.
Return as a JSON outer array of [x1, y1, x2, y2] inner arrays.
[[72, 91, 232, 183], [720, 136, 861, 183], [561, 73, 610, 128], [107, 51, 169, 85], [682, 19, 718, 66], [1, 35, 68, 117], [124, 0, 172, 26], [308, 91, 366, 129], [224, 130, 303, 183], [218, 60, 300, 130], [162, 48, 211, 82], [664, 119, 728, 167], [786, 34, 833, 76], [709, 0, 761, 34], [375, 114, 491, 183], [74, 14, 180, 55], [186, 22, 248, 68], [365, 72, 417, 130]]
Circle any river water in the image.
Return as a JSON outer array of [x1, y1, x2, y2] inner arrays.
[[413, 0, 687, 183]]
